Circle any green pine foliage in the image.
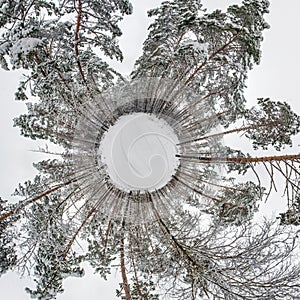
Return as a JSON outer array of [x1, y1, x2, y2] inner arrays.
[[0, 198, 18, 275], [1, 1, 300, 299]]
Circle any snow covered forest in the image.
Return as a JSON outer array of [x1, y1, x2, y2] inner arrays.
[[1, 0, 300, 299]]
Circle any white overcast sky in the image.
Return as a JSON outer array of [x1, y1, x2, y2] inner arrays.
[[0, 1, 300, 299]]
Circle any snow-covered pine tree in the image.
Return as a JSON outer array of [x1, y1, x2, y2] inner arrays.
[[0, 0, 132, 145], [0, 198, 18, 276], [1, 1, 300, 299]]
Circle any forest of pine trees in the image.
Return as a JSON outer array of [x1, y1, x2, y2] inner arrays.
[[1, 0, 300, 299]]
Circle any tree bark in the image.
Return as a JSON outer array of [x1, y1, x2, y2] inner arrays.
[[120, 221, 131, 300], [176, 153, 300, 164]]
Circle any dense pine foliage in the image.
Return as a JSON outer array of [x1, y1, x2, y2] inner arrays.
[[1, 1, 300, 299]]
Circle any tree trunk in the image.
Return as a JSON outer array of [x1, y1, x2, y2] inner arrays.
[[120, 221, 131, 300], [176, 153, 300, 164]]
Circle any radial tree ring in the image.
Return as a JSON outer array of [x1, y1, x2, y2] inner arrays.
[[71, 77, 225, 224]]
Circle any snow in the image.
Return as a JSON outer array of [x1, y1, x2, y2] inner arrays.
[[11, 38, 43, 60], [99, 112, 180, 192], [0, 41, 10, 54], [182, 39, 209, 54], [0, 2, 8, 13]]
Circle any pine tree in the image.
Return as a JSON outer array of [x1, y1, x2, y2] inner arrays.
[[1, 1, 300, 299], [0, 198, 18, 276]]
